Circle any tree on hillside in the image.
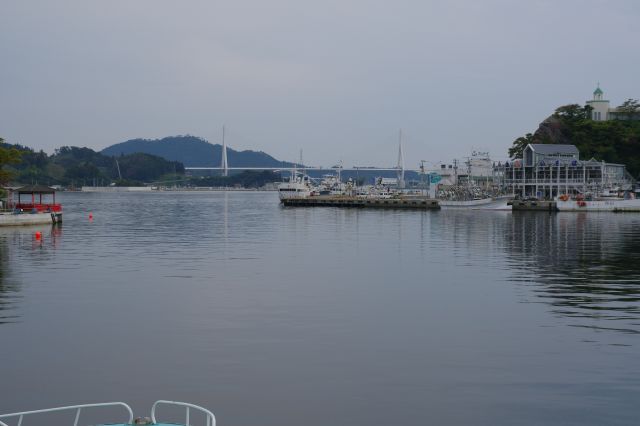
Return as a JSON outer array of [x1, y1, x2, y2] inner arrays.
[[116, 153, 184, 182], [617, 99, 640, 120], [508, 133, 534, 159], [553, 104, 592, 121], [0, 138, 22, 185]]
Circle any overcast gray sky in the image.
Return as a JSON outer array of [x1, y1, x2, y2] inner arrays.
[[1, 0, 638, 167]]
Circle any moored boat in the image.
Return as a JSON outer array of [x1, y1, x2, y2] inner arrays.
[[439, 196, 512, 209], [277, 172, 313, 200], [555, 193, 640, 212], [437, 184, 512, 210], [0, 185, 62, 226]]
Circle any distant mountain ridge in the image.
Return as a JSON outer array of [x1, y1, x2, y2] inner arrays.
[[101, 135, 296, 168]]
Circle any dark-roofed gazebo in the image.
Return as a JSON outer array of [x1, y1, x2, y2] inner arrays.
[[9, 184, 61, 213], [15, 184, 56, 194]]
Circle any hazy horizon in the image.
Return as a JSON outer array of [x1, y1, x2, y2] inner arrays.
[[1, 0, 639, 167]]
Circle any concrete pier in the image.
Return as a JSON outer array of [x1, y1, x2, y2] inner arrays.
[[509, 200, 557, 211], [281, 196, 440, 209]]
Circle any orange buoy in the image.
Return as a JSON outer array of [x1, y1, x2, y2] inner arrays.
[[35, 231, 42, 240]]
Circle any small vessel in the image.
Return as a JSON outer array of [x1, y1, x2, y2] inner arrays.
[[436, 185, 511, 209], [555, 192, 640, 212], [278, 171, 313, 201], [439, 196, 512, 209], [0, 400, 215, 426], [0, 184, 62, 226], [315, 173, 347, 196]]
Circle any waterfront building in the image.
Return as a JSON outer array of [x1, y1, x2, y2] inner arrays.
[[495, 144, 632, 199], [434, 152, 494, 187]]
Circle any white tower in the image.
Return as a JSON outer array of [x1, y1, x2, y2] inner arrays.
[[586, 83, 610, 121], [221, 125, 228, 177]]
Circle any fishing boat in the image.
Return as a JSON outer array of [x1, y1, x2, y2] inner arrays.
[[439, 195, 512, 209], [0, 184, 62, 226], [437, 185, 511, 209], [0, 400, 215, 426]]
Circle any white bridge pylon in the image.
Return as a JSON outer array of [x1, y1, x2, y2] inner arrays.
[[397, 129, 405, 188], [221, 125, 229, 177]]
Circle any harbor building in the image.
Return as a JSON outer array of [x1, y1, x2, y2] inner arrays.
[[586, 85, 639, 121], [494, 144, 632, 199], [435, 152, 494, 187]]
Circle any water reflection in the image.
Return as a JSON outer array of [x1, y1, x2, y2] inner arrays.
[[0, 230, 20, 324], [505, 212, 640, 335], [0, 225, 63, 324], [2, 194, 640, 425]]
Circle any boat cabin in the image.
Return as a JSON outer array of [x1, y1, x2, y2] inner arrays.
[[5, 184, 62, 213]]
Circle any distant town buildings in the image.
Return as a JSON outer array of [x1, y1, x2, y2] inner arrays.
[[586, 85, 639, 121]]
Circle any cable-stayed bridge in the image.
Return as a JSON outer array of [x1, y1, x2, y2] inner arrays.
[[184, 129, 438, 180]]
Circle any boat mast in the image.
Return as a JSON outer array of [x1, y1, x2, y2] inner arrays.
[[300, 149, 304, 173], [292, 152, 297, 182]]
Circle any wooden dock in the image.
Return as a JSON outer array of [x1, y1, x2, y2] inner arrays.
[[281, 196, 440, 209]]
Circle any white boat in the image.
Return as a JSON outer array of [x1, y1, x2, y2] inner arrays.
[[0, 211, 61, 226], [0, 400, 215, 426], [0, 185, 63, 226], [439, 196, 513, 210], [316, 174, 347, 195], [278, 173, 313, 201], [439, 197, 496, 208], [556, 196, 640, 212]]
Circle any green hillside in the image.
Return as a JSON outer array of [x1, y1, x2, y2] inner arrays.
[[0, 142, 185, 187], [101, 135, 297, 168]]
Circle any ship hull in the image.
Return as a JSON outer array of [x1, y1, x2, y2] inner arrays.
[[0, 211, 62, 226], [556, 198, 640, 212]]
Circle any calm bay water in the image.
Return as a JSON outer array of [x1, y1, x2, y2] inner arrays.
[[1, 191, 639, 425]]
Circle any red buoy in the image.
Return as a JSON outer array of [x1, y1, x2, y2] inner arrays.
[[35, 231, 42, 240], [89, 212, 93, 220]]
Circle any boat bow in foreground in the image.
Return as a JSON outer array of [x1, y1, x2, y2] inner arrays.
[[0, 400, 215, 426]]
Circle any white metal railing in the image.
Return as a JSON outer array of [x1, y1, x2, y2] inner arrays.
[[0, 402, 133, 426], [151, 400, 216, 426]]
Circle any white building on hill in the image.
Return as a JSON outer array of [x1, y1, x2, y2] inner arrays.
[[586, 85, 638, 121]]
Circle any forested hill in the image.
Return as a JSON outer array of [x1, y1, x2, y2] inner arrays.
[[508, 103, 640, 178], [0, 143, 184, 186], [101, 135, 297, 168]]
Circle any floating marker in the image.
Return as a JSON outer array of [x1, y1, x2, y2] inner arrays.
[[89, 212, 93, 220], [35, 231, 42, 240]]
